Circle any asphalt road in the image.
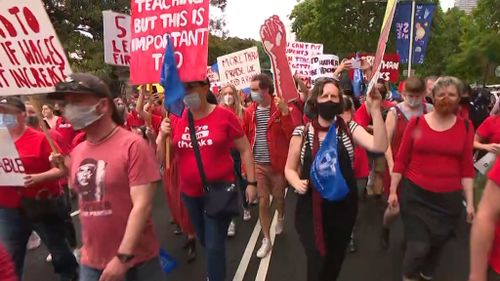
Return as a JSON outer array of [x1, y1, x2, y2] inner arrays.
[[24, 185, 471, 281]]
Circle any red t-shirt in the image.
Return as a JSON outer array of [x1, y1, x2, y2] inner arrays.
[[69, 128, 161, 269], [55, 117, 79, 151], [172, 106, 245, 197], [488, 158, 500, 274], [0, 127, 62, 209], [125, 110, 146, 129], [354, 101, 396, 128], [393, 116, 474, 193], [0, 243, 17, 281], [477, 115, 500, 144]]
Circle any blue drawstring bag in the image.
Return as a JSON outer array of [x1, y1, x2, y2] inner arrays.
[[159, 248, 177, 274], [310, 121, 349, 201]]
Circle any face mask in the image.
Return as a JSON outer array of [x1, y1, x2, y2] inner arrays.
[[406, 97, 422, 108], [0, 113, 18, 128], [128, 104, 135, 111], [223, 95, 235, 106], [26, 116, 39, 128], [251, 91, 263, 104], [53, 109, 62, 116], [434, 97, 458, 115], [317, 101, 343, 121], [64, 102, 104, 130], [183, 94, 201, 110]]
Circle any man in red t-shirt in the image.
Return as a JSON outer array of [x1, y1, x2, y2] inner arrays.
[[470, 158, 500, 281], [50, 73, 165, 281], [0, 97, 78, 280]]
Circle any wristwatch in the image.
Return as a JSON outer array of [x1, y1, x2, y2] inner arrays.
[[247, 181, 257, 187], [116, 253, 135, 263]]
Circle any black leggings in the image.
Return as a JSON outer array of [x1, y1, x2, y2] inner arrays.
[[231, 149, 248, 209], [295, 192, 357, 281]]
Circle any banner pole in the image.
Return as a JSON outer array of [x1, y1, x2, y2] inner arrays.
[[28, 97, 59, 154], [407, 0, 416, 77]]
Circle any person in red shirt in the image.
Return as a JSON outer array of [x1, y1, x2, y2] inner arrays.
[[0, 97, 78, 281], [380, 76, 434, 249], [388, 76, 475, 281], [53, 101, 80, 152], [474, 111, 500, 154], [0, 242, 17, 281], [157, 79, 257, 281], [470, 158, 500, 281], [243, 74, 295, 258], [219, 84, 252, 236], [50, 73, 165, 281]]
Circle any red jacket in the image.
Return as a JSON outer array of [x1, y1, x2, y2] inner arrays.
[[243, 102, 295, 172]]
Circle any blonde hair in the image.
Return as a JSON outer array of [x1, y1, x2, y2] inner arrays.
[[220, 84, 244, 118], [432, 76, 463, 97]]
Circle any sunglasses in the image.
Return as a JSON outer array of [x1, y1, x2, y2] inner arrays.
[[56, 80, 98, 95]]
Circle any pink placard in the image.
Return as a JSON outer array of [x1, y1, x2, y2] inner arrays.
[[130, 0, 209, 84]]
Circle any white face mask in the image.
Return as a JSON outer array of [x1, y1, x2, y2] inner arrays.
[[223, 95, 235, 106], [183, 94, 201, 110], [406, 96, 422, 108], [64, 102, 104, 130], [250, 91, 263, 103]]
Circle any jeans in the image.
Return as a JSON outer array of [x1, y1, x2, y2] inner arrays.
[[0, 198, 78, 281], [182, 193, 231, 281], [80, 257, 166, 281]]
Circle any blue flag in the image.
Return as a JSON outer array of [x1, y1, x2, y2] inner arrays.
[[352, 53, 364, 98], [394, 3, 436, 65], [310, 121, 349, 202], [160, 36, 186, 117]]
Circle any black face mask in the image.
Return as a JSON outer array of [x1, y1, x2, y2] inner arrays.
[[26, 116, 39, 128], [53, 109, 62, 116], [317, 101, 343, 120]]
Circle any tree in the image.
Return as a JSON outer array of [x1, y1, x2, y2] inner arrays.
[[44, 0, 230, 82]]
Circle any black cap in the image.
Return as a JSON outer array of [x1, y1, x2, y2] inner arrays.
[[49, 73, 123, 126], [0, 96, 26, 112]]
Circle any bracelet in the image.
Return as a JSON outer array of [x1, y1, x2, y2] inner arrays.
[[247, 181, 257, 187]]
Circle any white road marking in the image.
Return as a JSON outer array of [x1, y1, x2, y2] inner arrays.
[[255, 188, 288, 281], [70, 210, 80, 217]]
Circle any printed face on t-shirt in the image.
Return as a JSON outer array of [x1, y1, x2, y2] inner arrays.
[[73, 159, 112, 217]]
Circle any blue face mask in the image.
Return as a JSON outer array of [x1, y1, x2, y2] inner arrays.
[[251, 91, 263, 103], [0, 113, 18, 128]]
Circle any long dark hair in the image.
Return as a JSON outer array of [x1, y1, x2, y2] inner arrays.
[[306, 78, 345, 116]]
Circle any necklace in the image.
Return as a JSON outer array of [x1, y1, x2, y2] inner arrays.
[[88, 126, 118, 144]]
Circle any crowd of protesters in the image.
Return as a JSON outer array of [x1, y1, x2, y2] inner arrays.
[[0, 56, 499, 281]]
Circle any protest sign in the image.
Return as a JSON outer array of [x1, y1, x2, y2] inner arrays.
[[0, 128, 25, 186], [103, 11, 131, 66], [131, 0, 210, 84], [475, 152, 496, 175], [0, 0, 72, 96], [217, 47, 261, 90], [310, 54, 339, 85], [207, 65, 220, 93], [286, 41, 323, 88], [348, 53, 400, 83]]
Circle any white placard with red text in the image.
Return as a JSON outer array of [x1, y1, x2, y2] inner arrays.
[[286, 41, 323, 87], [217, 47, 261, 90], [103, 11, 131, 66], [130, 0, 210, 84], [0, 128, 25, 186], [0, 0, 72, 96]]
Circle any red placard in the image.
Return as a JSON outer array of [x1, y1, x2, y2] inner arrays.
[[130, 0, 209, 84], [348, 53, 400, 83]]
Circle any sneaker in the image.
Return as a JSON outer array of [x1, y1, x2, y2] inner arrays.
[[27, 232, 41, 250], [256, 238, 272, 258], [348, 237, 357, 253], [419, 273, 433, 281], [227, 221, 236, 237], [243, 209, 251, 221], [252, 198, 258, 205], [275, 217, 284, 235], [46, 253, 52, 262], [73, 249, 81, 262]]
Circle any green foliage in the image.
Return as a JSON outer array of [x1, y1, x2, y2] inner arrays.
[[208, 35, 271, 70]]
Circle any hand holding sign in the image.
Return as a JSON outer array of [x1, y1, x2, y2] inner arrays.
[[260, 16, 298, 102]]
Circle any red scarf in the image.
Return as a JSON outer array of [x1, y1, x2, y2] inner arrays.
[[311, 119, 330, 256]]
